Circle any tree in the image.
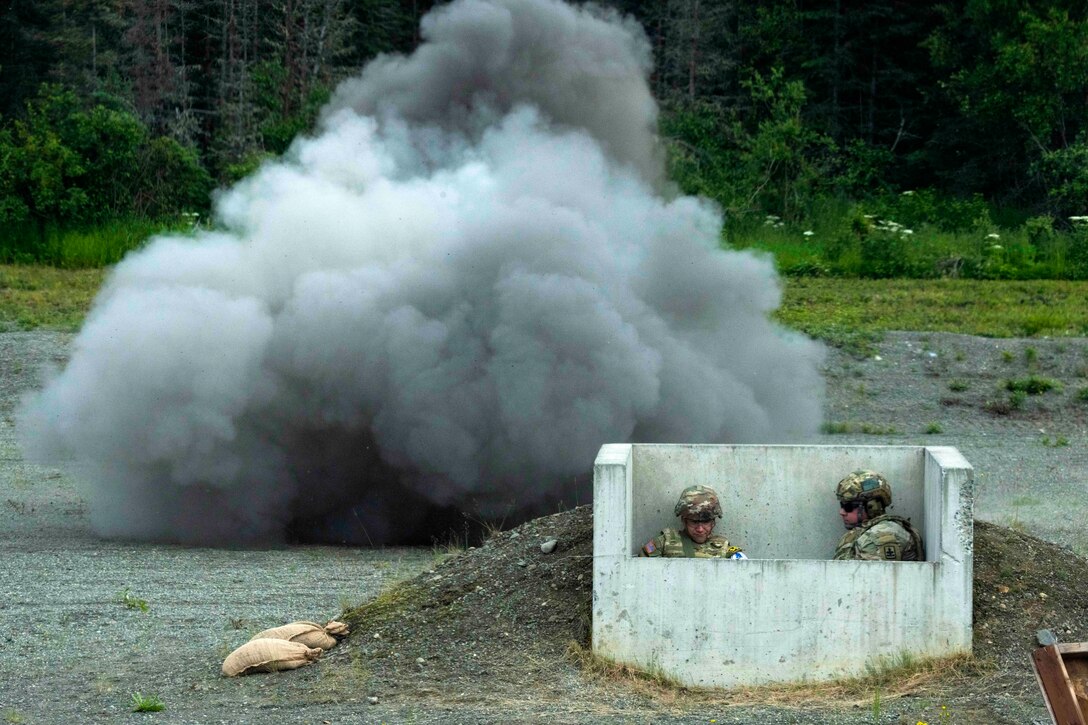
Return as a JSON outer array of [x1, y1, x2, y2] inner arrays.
[[924, 0, 1088, 206]]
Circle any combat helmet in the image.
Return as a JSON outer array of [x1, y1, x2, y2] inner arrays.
[[836, 470, 892, 518], [674, 485, 722, 521]]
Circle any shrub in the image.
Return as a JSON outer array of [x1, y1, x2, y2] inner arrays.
[[117, 588, 149, 612], [875, 189, 992, 233], [137, 137, 212, 219], [1005, 376, 1060, 395], [130, 693, 165, 713]]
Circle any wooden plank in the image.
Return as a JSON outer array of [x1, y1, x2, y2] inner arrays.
[[1059, 643, 1088, 656], [1061, 654, 1088, 720], [1033, 644, 1087, 725]]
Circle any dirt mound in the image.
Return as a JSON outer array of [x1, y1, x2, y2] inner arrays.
[[343, 506, 594, 698], [343, 506, 1088, 710], [974, 520, 1088, 688]]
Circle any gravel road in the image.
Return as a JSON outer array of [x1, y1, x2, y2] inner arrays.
[[2, 329, 1085, 723]]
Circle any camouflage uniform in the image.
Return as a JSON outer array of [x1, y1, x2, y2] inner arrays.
[[833, 514, 924, 561], [640, 528, 739, 558], [639, 485, 744, 558], [833, 470, 924, 561]]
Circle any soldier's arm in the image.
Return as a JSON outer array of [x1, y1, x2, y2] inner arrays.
[[853, 527, 902, 561], [833, 532, 858, 560]]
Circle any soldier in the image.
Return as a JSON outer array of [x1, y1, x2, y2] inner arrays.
[[833, 470, 925, 561], [640, 485, 745, 558]]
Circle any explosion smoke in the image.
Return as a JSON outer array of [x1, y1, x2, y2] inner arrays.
[[19, 0, 825, 545]]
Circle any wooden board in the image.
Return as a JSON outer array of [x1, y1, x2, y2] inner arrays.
[[1033, 644, 1088, 725], [1062, 653, 1088, 720]]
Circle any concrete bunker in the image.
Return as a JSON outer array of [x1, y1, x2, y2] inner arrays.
[[592, 444, 974, 688]]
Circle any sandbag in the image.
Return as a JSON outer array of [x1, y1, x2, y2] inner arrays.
[[250, 620, 350, 650], [221, 638, 322, 677]]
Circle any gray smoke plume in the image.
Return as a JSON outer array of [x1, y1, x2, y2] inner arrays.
[[19, 0, 825, 545]]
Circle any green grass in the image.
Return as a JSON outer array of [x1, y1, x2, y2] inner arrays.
[[776, 278, 1088, 343], [1004, 376, 1060, 395], [0, 265, 106, 331], [728, 209, 1088, 281], [117, 588, 149, 612], [5, 265, 1088, 346], [1, 217, 191, 268], [130, 692, 165, 713]]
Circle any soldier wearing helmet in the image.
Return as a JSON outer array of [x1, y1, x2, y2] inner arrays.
[[833, 470, 924, 561], [639, 485, 745, 558]]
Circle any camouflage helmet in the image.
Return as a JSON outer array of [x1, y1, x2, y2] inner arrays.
[[836, 470, 892, 515], [674, 485, 722, 521]]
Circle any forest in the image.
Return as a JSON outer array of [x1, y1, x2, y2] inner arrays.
[[3, 0, 1088, 277]]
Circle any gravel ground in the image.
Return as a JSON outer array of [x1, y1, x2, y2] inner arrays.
[[2, 329, 1086, 723]]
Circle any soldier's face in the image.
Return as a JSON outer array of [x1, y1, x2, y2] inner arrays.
[[839, 503, 865, 529], [682, 517, 715, 544]]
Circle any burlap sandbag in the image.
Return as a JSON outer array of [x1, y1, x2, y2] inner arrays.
[[250, 620, 350, 650], [221, 638, 322, 677]]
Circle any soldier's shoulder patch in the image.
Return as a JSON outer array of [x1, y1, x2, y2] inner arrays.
[[882, 544, 899, 560]]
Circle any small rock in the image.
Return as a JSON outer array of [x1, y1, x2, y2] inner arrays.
[[540, 539, 558, 554], [416, 657, 425, 664], [516, 560, 527, 567], [367, 696, 379, 705]]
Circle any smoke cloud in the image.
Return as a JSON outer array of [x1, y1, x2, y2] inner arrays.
[[19, 0, 825, 545]]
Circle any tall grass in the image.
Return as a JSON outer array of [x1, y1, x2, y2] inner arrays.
[[726, 199, 1088, 280], [0, 217, 192, 268]]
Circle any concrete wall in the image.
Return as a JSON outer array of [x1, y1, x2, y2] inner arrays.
[[592, 444, 974, 688]]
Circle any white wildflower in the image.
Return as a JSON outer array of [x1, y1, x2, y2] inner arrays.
[[986, 233, 1000, 239], [803, 230, 814, 237], [902, 229, 914, 235], [901, 190, 915, 196]]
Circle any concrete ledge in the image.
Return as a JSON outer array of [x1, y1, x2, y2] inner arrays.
[[592, 444, 974, 688]]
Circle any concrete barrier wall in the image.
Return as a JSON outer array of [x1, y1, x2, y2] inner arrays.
[[592, 443, 974, 688], [630, 444, 927, 560]]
